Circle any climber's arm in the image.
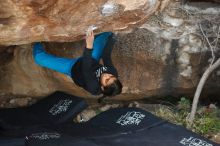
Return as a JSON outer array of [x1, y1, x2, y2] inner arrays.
[[81, 30, 101, 95], [81, 30, 95, 71]]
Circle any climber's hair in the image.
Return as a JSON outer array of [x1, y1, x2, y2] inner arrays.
[[102, 79, 122, 96]]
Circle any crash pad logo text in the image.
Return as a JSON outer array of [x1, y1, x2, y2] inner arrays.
[[49, 99, 72, 115], [29, 132, 60, 140], [116, 111, 145, 126], [180, 137, 212, 146]]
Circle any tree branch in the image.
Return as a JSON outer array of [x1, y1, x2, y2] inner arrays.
[[188, 58, 220, 124], [199, 24, 215, 65], [188, 23, 220, 124]]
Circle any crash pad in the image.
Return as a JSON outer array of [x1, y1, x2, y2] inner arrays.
[[0, 91, 87, 133], [26, 107, 220, 146]]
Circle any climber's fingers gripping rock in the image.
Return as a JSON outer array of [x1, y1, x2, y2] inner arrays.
[[86, 30, 94, 49]]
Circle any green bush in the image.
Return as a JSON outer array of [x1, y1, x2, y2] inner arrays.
[[155, 97, 220, 138]]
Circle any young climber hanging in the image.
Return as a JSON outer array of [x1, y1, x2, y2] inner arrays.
[[33, 30, 122, 97]]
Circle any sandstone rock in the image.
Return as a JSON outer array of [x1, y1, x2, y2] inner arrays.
[[141, 1, 220, 40], [9, 97, 31, 107], [0, 0, 162, 46], [100, 104, 120, 111], [0, 1, 220, 101], [76, 109, 97, 122], [75, 103, 124, 123], [212, 133, 220, 144], [0, 27, 220, 100], [128, 101, 140, 108]]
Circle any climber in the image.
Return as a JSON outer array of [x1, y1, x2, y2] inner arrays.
[[33, 30, 122, 97]]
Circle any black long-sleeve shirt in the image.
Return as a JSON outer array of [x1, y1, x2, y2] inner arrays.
[[71, 37, 118, 95]]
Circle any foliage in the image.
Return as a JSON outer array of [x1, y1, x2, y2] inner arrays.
[[155, 97, 220, 138]]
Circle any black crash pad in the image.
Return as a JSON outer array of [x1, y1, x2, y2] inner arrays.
[[0, 126, 58, 146], [0, 137, 25, 146], [26, 107, 220, 146], [0, 91, 87, 132]]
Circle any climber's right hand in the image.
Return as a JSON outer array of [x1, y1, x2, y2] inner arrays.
[[86, 30, 94, 49]]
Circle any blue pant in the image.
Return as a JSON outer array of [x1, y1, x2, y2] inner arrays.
[[33, 32, 112, 77]]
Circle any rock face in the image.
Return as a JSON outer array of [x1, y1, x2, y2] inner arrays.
[[0, 28, 220, 100], [0, 0, 161, 46], [0, 1, 220, 100]]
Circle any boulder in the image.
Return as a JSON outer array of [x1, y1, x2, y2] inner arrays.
[[0, 0, 220, 101], [0, 28, 220, 100], [0, 0, 162, 46]]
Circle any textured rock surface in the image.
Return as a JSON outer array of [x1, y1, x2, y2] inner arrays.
[[0, 0, 220, 100], [0, 1, 219, 144], [0, 28, 220, 100], [0, 0, 161, 46]]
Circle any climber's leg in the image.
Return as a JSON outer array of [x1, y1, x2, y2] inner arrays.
[[33, 43, 79, 77], [92, 32, 112, 62]]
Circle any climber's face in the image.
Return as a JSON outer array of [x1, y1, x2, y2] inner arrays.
[[100, 73, 117, 87]]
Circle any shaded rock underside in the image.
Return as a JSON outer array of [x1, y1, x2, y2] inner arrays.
[[0, 0, 220, 101]]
